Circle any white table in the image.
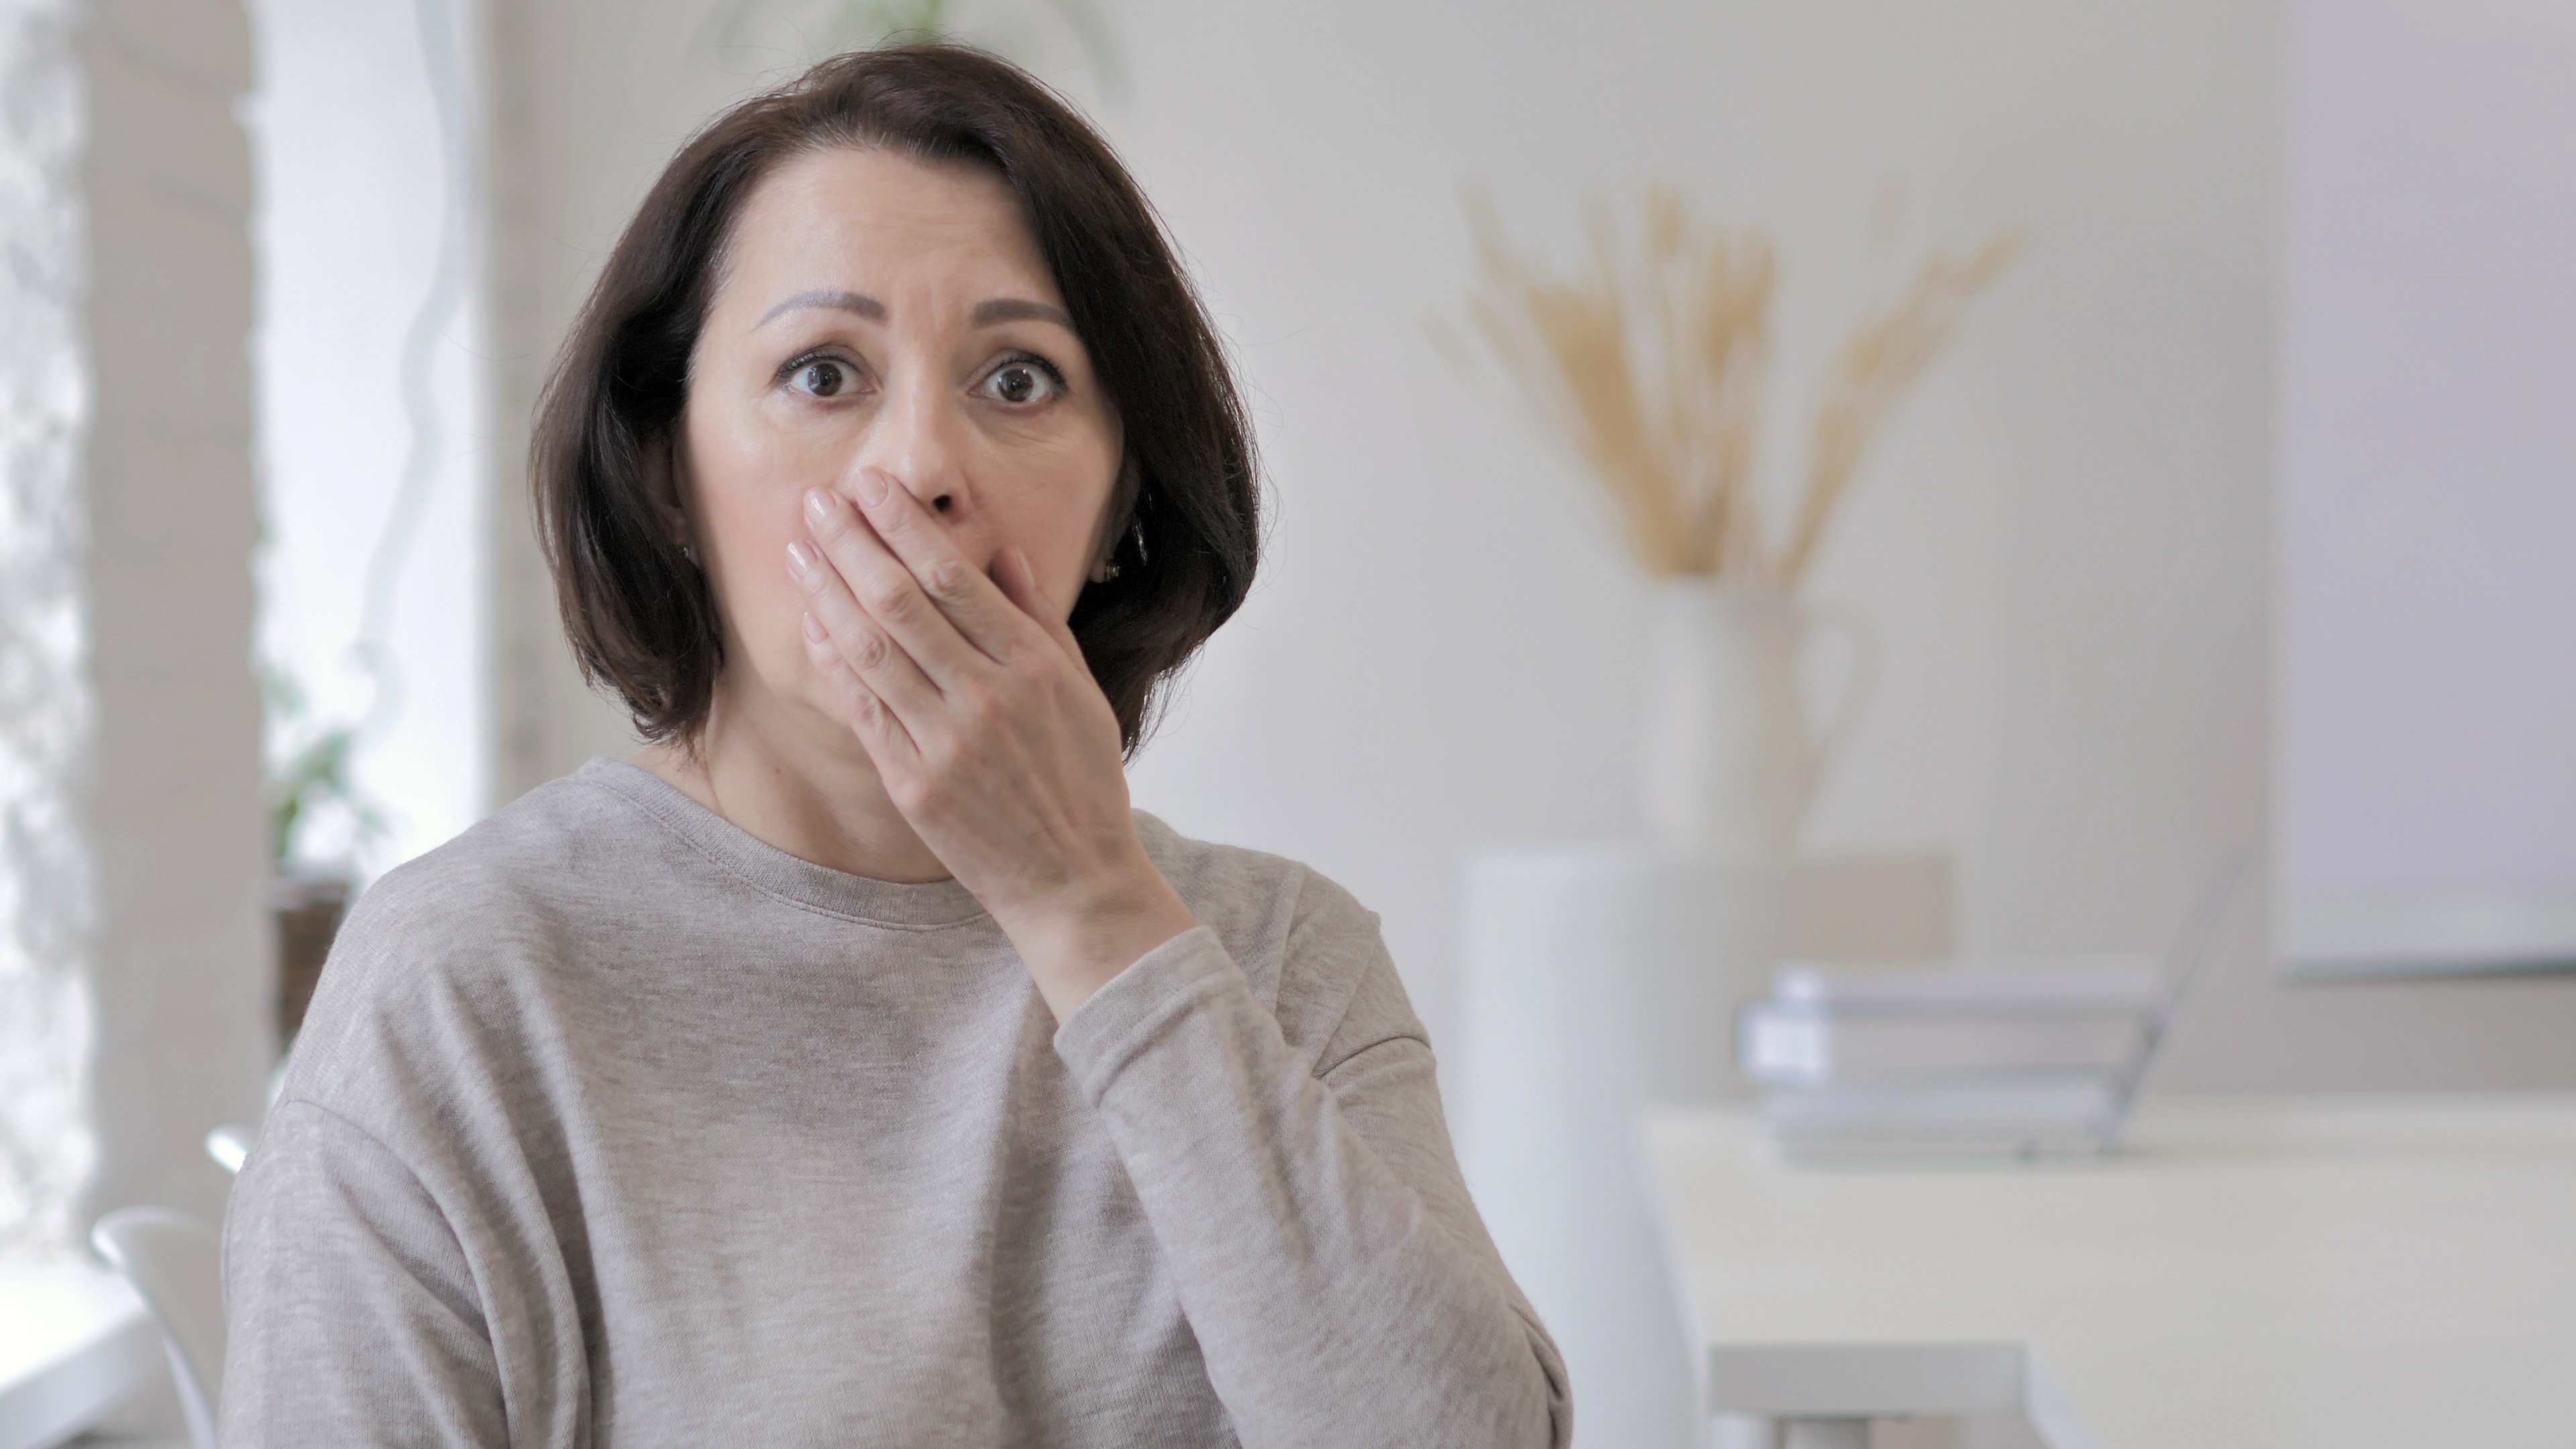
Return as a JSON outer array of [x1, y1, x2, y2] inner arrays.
[[1642, 1096, 2576, 1448]]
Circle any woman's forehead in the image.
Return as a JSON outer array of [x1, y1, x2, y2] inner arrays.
[[719, 147, 1058, 316]]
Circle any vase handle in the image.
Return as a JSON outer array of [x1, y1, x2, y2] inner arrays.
[[1797, 598, 1880, 802]]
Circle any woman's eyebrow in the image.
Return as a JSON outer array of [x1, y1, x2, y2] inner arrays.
[[972, 297, 1075, 329], [753, 289, 885, 330], [747, 292, 1073, 331]]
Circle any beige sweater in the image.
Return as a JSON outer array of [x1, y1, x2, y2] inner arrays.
[[219, 758, 1569, 1448]]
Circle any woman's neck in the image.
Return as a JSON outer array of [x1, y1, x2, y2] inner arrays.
[[629, 686, 951, 885]]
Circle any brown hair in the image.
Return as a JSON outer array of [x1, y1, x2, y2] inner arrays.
[[531, 44, 1259, 754]]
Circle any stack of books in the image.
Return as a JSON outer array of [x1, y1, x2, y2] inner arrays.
[[1735, 957, 2170, 1160]]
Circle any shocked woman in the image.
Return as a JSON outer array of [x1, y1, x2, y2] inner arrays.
[[219, 41, 1568, 1449]]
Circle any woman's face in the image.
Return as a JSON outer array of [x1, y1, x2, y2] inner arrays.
[[674, 146, 1124, 731]]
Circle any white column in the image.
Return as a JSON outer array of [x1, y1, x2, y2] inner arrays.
[[479, 0, 636, 808], [74, 0, 269, 1231]]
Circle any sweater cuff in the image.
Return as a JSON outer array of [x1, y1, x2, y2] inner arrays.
[[1051, 924, 1241, 1105]]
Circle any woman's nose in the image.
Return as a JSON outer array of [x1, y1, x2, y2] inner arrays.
[[849, 370, 969, 519]]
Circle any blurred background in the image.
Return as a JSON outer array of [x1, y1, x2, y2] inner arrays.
[[4, 0, 2574, 1444]]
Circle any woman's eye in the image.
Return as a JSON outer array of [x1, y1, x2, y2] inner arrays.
[[979, 359, 1061, 406], [790, 358, 855, 398]]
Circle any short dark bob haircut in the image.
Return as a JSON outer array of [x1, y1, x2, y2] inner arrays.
[[532, 44, 1259, 755]]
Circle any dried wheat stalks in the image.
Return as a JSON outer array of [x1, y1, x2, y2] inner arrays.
[[1461, 186, 2018, 589], [1779, 229, 2022, 587], [1464, 186, 1773, 579]]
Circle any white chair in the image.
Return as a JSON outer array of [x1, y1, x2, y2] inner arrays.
[[89, 1208, 225, 1449], [201, 1054, 286, 1177], [204, 1124, 254, 1175]]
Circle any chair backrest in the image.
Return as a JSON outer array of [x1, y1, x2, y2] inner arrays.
[[205, 1124, 254, 1175], [91, 1207, 225, 1449]]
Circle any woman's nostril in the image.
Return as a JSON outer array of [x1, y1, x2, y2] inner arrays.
[[932, 494, 954, 514]]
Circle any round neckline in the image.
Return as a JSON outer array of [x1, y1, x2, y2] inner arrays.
[[577, 756, 992, 930]]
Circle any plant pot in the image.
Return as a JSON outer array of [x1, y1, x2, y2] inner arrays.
[[271, 871, 350, 1051]]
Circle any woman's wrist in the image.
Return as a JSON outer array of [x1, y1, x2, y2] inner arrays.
[[1000, 859, 1199, 1024]]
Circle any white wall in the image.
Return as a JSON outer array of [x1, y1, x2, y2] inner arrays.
[[1108, 0, 2576, 1085], [483, 0, 2576, 1087], [1104, 0, 2284, 1044]]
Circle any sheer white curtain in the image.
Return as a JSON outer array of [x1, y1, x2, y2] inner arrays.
[[0, 0, 95, 1258]]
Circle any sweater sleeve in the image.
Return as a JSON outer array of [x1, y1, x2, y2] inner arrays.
[[1051, 902, 1572, 1449], [217, 1099, 518, 1448]]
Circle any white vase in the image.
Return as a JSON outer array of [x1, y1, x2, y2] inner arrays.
[[1637, 578, 1871, 863]]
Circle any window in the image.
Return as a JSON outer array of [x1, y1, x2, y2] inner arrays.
[[2279, 0, 2576, 976], [0, 0, 97, 1258]]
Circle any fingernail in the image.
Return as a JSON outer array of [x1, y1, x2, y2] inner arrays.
[[786, 539, 816, 579], [856, 470, 890, 507], [801, 610, 826, 644], [804, 488, 835, 527]]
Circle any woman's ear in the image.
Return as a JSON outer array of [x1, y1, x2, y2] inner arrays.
[[644, 431, 697, 561]]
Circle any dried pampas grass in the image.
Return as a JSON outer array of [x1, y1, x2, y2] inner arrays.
[[1459, 186, 2019, 589]]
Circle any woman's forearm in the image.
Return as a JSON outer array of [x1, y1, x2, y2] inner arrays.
[[1052, 927, 1570, 1449]]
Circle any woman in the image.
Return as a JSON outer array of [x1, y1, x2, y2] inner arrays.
[[221, 44, 1568, 1449]]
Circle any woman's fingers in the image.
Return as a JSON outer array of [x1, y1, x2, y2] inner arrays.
[[841, 471, 1040, 667], [788, 531, 945, 729], [801, 484, 989, 691], [993, 545, 1088, 667], [801, 612, 920, 767]]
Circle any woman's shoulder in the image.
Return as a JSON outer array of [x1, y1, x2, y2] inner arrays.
[[297, 760, 702, 1060], [1130, 810, 1417, 1049], [271, 773, 624, 1139], [337, 761, 663, 945]]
